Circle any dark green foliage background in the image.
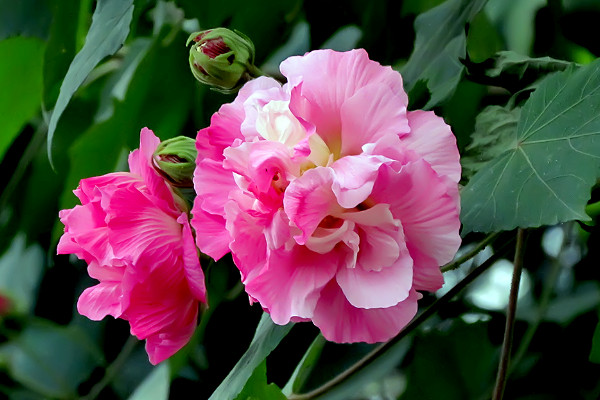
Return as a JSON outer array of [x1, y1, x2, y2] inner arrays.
[[1, 0, 600, 399]]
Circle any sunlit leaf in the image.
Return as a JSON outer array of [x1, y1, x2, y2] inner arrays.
[[320, 25, 363, 52], [234, 361, 286, 400], [46, 0, 134, 166], [0, 37, 45, 162], [209, 313, 293, 400], [127, 363, 170, 400], [461, 59, 600, 233], [401, 0, 487, 109], [0, 234, 44, 315], [0, 321, 104, 399]]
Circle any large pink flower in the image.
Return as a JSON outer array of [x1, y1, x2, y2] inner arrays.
[[192, 49, 461, 343], [58, 128, 206, 364]]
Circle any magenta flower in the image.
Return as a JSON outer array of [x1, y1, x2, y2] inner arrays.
[[58, 128, 206, 364], [192, 49, 461, 343]]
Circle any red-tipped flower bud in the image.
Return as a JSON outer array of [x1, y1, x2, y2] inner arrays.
[[187, 28, 259, 93], [152, 136, 197, 188]]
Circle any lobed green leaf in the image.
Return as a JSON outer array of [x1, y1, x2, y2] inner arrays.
[[461, 59, 600, 233]]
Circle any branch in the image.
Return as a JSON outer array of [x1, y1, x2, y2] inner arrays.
[[492, 228, 527, 400]]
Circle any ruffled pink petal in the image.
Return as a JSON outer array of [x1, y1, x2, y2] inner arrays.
[[403, 111, 461, 183], [244, 245, 341, 325], [107, 186, 182, 266], [190, 203, 232, 261], [145, 310, 197, 365], [196, 103, 244, 161], [179, 214, 206, 303], [77, 282, 124, 320], [335, 228, 413, 309], [354, 225, 405, 272], [330, 155, 387, 208], [370, 160, 461, 266], [340, 83, 408, 156], [313, 281, 420, 343], [76, 172, 141, 204], [223, 140, 298, 195], [224, 200, 268, 282], [284, 49, 407, 152], [283, 167, 342, 244], [193, 158, 237, 215], [196, 78, 275, 161], [407, 242, 445, 292], [124, 268, 195, 340]]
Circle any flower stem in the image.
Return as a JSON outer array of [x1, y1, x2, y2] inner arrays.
[[509, 232, 562, 375], [492, 228, 527, 400], [441, 232, 500, 273], [288, 238, 514, 400], [82, 335, 138, 400]]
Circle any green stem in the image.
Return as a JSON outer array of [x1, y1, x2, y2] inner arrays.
[[441, 232, 501, 273], [82, 336, 138, 400], [492, 228, 527, 400], [288, 239, 514, 400], [510, 241, 562, 373]]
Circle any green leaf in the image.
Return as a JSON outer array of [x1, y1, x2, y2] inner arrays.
[[401, 0, 487, 109], [0, 321, 104, 399], [0, 37, 45, 162], [590, 310, 600, 364], [46, 0, 134, 166], [0, 234, 44, 315], [286, 339, 411, 400], [209, 313, 293, 400], [466, 10, 501, 63], [283, 334, 326, 395], [400, 321, 497, 400], [128, 363, 170, 400], [461, 59, 600, 234], [0, 0, 51, 40], [461, 105, 521, 179], [465, 50, 576, 92], [320, 25, 362, 52], [42, 0, 89, 108], [485, 0, 546, 56], [234, 361, 286, 400]]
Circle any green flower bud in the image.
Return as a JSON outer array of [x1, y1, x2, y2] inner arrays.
[[152, 136, 197, 188], [187, 28, 260, 93]]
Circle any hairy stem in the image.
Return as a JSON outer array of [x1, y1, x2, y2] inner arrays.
[[492, 228, 526, 400], [441, 232, 501, 273], [288, 239, 514, 400]]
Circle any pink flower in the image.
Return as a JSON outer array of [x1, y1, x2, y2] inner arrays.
[[192, 49, 461, 343], [58, 128, 206, 364]]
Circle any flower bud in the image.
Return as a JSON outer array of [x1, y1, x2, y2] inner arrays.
[[152, 136, 197, 188], [187, 28, 259, 93]]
